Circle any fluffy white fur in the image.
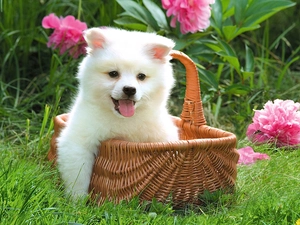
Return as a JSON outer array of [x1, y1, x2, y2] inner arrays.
[[57, 27, 179, 198]]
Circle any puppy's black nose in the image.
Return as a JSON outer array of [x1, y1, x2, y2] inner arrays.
[[123, 86, 136, 96]]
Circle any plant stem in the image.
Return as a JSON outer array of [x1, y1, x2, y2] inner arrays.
[[77, 0, 82, 20]]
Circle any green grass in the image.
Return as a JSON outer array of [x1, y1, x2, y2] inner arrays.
[[1, 135, 300, 224]]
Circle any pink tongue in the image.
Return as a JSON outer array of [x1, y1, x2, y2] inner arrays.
[[118, 99, 135, 117]]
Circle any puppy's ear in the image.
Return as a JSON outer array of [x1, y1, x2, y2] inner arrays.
[[83, 28, 106, 49], [146, 39, 175, 62]]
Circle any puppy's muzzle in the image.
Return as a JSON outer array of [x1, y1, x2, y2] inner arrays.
[[123, 86, 136, 97], [112, 86, 137, 118]]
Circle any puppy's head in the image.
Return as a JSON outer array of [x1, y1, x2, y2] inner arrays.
[[77, 27, 175, 118]]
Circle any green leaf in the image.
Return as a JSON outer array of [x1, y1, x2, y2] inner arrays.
[[204, 42, 223, 53], [114, 17, 148, 31], [224, 84, 250, 95], [233, 0, 248, 24], [269, 23, 296, 51], [223, 24, 261, 41], [221, 0, 232, 14], [276, 56, 300, 90], [204, 39, 241, 73], [243, 0, 296, 27], [222, 5, 235, 19], [245, 0, 295, 17], [197, 67, 219, 91], [214, 96, 222, 119], [217, 39, 236, 57], [222, 25, 237, 41], [217, 53, 241, 74], [116, 0, 158, 30], [210, 0, 223, 36], [234, 24, 261, 37], [242, 44, 255, 87], [245, 44, 254, 72], [142, 0, 169, 30], [242, 70, 254, 88], [185, 32, 209, 40], [185, 41, 215, 56], [242, 71, 254, 81]]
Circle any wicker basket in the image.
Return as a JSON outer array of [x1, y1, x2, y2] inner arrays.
[[47, 50, 239, 207]]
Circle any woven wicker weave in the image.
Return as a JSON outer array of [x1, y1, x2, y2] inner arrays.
[[47, 50, 239, 207]]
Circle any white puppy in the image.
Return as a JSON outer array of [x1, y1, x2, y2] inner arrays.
[[57, 27, 179, 198]]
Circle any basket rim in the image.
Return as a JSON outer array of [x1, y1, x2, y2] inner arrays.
[[99, 116, 236, 151], [101, 134, 236, 150], [52, 114, 236, 148]]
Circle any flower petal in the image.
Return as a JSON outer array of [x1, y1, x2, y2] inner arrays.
[[42, 14, 87, 58], [162, 0, 214, 34], [237, 146, 270, 165], [42, 13, 61, 29], [247, 99, 300, 147]]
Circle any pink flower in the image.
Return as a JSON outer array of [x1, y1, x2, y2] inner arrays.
[[237, 146, 270, 165], [42, 13, 87, 58], [247, 99, 300, 147], [162, 0, 215, 34]]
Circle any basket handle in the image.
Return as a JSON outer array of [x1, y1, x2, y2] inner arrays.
[[170, 50, 206, 126]]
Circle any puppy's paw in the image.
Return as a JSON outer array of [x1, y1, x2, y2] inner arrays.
[[67, 189, 89, 201]]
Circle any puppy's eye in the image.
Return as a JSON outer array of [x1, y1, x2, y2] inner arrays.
[[108, 71, 119, 78], [137, 73, 146, 81]]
